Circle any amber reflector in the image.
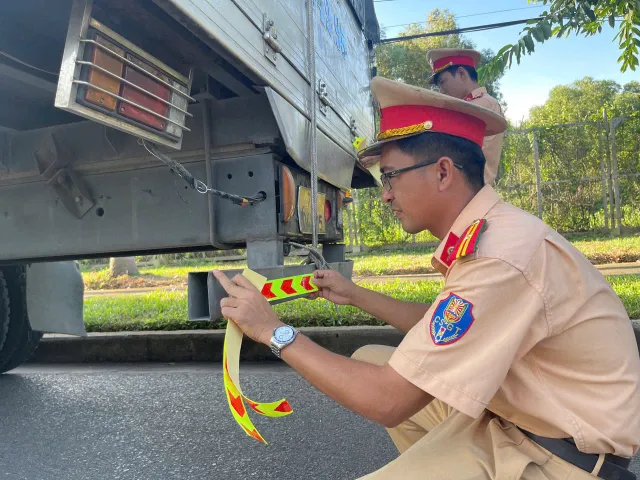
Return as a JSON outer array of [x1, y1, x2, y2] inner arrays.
[[84, 36, 124, 110], [281, 166, 295, 222]]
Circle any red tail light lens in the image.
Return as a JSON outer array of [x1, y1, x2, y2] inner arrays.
[[118, 56, 170, 131], [324, 200, 332, 222]]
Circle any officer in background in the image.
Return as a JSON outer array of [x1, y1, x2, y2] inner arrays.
[[427, 48, 505, 186], [213, 77, 639, 479]]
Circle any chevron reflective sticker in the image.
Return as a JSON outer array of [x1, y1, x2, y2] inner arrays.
[[261, 273, 318, 301]]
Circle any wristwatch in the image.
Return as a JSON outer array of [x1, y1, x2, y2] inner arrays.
[[270, 325, 298, 359]]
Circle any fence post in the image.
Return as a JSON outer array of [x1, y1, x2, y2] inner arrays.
[[346, 202, 355, 250], [604, 109, 616, 231], [532, 131, 543, 219], [599, 122, 609, 230], [610, 117, 623, 236]]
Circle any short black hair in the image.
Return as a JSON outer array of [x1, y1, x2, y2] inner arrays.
[[433, 65, 478, 85], [394, 132, 485, 191]]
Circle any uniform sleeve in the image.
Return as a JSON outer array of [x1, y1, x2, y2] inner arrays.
[[481, 134, 504, 185], [388, 257, 548, 418]]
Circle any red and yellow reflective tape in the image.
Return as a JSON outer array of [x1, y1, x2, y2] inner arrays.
[[261, 273, 319, 301], [222, 269, 294, 445]]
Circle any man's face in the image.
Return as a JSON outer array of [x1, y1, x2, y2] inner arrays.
[[436, 70, 466, 99], [379, 143, 439, 235]]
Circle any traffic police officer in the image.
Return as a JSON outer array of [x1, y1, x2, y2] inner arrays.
[[427, 48, 505, 186], [213, 77, 640, 479]]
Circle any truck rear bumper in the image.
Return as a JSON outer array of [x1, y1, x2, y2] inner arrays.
[[187, 261, 353, 321]]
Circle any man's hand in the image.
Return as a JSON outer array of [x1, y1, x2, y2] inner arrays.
[[212, 270, 283, 345], [308, 270, 360, 305]]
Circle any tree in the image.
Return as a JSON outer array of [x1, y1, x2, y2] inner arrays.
[[528, 77, 622, 124], [480, 0, 640, 83], [109, 257, 139, 277], [376, 9, 504, 102]]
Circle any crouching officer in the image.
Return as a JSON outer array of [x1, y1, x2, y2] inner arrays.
[[213, 77, 639, 479]]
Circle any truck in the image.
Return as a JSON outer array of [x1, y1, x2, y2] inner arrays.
[[0, 0, 380, 372]]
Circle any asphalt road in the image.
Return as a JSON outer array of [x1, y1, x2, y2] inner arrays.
[[1, 364, 638, 479], [0, 364, 396, 480]]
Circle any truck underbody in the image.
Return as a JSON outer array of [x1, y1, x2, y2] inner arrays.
[[0, 0, 379, 370]]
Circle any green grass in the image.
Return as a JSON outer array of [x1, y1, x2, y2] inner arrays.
[[569, 233, 640, 264], [83, 275, 640, 332], [81, 249, 438, 290], [81, 233, 640, 291], [348, 247, 436, 276]]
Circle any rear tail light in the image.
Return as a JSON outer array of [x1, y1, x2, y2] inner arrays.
[[280, 166, 296, 223], [324, 200, 332, 222], [119, 56, 171, 131], [55, 8, 193, 150]]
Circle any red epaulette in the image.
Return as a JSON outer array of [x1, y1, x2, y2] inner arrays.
[[447, 219, 487, 263]]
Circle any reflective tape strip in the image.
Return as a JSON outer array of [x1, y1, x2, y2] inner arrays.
[[261, 273, 318, 301], [222, 269, 295, 445]]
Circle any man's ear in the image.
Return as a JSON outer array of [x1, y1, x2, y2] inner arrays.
[[456, 66, 467, 80], [435, 157, 456, 191]]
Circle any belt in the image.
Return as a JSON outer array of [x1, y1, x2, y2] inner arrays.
[[521, 429, 635, 480]]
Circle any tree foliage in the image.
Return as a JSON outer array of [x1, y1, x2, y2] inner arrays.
[[480, 0, 640, 84]]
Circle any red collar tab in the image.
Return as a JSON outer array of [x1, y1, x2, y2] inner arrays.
[[379, 105, 486, 147], [464, 90, 484, 102], [447, 219, 487, 263], [439, 231, 460, 267], [433, 55, 476, 73]]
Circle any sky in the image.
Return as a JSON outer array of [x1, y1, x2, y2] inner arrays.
[[372, 0, 639, 124]]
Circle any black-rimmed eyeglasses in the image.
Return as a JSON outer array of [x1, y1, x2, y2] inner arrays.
[[380, 159, 463, 191]]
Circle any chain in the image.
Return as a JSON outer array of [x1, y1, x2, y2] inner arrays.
[[288, 241, 341, 324], [139, 139, 266, 206]]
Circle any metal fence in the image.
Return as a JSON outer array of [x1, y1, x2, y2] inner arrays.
[[495, 114, 640, 234]]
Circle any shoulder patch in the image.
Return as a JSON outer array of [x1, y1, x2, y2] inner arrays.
[[447, 219, 487, 263], [430, 293, 475, 346]]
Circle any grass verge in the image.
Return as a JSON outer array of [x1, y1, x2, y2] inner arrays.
[[81, 233, 640, 291], [84, 275, 640, 332]]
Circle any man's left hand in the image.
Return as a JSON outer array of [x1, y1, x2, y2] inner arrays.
[[212, 270, 283, 345]]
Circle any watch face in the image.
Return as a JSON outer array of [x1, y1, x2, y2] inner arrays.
[[274, 326, 295, 343]]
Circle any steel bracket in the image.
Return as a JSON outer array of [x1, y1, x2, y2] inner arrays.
[[34, 134, 95, 219], [317, 79, 331, 116], [263, 13, 281, 65], [349, 117, 358, 139]]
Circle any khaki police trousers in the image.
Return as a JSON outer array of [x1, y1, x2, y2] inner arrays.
[[353, 345, 605, 480]]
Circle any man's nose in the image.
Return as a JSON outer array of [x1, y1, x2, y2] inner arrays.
[[382, 188, 394, 204]]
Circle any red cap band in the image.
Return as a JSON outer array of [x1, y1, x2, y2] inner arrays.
[[379, 105, 486, 147], [433, 55, 476, 73]]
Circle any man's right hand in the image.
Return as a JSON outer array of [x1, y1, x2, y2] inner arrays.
[[309, 270, 360, 306]]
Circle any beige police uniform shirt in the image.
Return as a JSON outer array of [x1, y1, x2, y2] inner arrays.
[[388, 186, 640, 458], [465, 88, 504, 186]]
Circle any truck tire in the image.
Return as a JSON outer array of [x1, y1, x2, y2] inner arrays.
[[0, 267, 42, 374]]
